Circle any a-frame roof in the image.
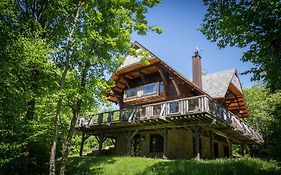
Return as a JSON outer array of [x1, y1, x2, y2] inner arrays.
[[112, 41, 208, 96], [110, 41, 248, 117]]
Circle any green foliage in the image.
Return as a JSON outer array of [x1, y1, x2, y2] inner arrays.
[[64, 156, 281, 175], [244, 85, 281, 160], [200, 0, 281, 91], [0, 0, 161, 174]]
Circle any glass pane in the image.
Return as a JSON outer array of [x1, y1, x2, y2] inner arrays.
[[153, 105, 161, 116], [149, 134, 163, 153], [125, 87, 138, 97], [169, 101, 179, 114], [159, 82, 164, 94], [143, 83, 157, 94]]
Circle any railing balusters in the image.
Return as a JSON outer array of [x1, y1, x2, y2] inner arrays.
[[76, 95, 263, 143]]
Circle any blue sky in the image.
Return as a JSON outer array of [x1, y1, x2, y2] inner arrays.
[[132, 0, 254, 88]]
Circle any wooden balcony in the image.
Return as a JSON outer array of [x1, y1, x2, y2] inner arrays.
[[76, 95, 264, 145]]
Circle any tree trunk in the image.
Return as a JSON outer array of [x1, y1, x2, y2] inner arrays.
[[59, 64, 88, 175], [49, 1, 84, 174], [49, 67, 69, 175]]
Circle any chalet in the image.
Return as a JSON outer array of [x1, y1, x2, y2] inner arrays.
[[76, 41, 263, 159]]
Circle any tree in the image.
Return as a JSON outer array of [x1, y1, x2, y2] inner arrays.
[[244, 85, 281, 160], [0, 0, 161, 174], [53, 1, 162, 174], [0, 1, 56, 173], [200, 0, 281, 91]]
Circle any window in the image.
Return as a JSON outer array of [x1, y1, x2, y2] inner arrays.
[[153, 105, 161, 116], [159, 82, 164, 94], [143, 83, 157, 95], [125, 87, 138, 98], [149, 134, 163, 153], [169, 101, 179, 114], [123, 82, 164, 100]]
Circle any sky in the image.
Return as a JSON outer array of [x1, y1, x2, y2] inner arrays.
[[131, 0, 254, 88]]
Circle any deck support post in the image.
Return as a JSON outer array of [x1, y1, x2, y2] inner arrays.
[[193, 127, 201, 160], [127, 130, 139, 155], [249, 144, 253, 157], [95, 134, 106, 156], [79, 132, 85, 157], [209, 131, 215, 159], [227, 138, 233, 158], [240, 143, 245, 156], [163, 128, 168, 159], [79, 133, 90, 156]]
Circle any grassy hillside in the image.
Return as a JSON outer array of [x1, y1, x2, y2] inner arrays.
[[65, 156, 281, 175]]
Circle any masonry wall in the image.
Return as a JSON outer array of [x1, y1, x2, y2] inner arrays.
[[166, 128, 193, 159], [116, 134, 129, 155], [114, 128, 230, 159]]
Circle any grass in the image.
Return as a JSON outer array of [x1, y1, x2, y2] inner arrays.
[[65, 156, 281, 175]]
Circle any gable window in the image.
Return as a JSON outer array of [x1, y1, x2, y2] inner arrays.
[[125, 87, 138, 98], [169, 101, 179, 114], [149, 134, 163, 153], [143, 83, 157, 95], [124, 82, 164, 100]]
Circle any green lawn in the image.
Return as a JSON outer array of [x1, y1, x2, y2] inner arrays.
[[65, 156, 281, 175]]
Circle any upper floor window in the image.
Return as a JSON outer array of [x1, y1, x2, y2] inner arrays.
[[124, 82, 164, 99], [143, 83, 157, 95], [125, 87, 138, 98]]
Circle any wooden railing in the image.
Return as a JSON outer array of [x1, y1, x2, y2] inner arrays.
[[77, 95, 263, 143]]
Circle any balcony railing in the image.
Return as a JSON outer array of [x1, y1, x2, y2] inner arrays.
[[77, 95, 263, 144]]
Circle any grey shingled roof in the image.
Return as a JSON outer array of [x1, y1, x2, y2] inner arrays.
[[202, 69, 237, 98]]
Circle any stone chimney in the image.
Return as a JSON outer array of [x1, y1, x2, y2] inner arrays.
[[192, 50, 202, 89]]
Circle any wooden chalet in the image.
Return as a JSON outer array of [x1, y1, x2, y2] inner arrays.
[[76, 41, 263, 159]]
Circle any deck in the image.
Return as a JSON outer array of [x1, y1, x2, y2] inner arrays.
[[76, 95, 263, 145]]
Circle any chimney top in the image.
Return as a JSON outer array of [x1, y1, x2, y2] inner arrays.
[[192, 50, 202, 89], [194, 47, 201, 57]]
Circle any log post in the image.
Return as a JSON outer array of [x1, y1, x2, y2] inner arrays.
[[79, 132, 85, 157], [249, 144, 253, 157], [227, 138, 233, 158], [240, 143, 245, 156], [95, 134, 105, 156], [163, 128, 168, 159], [209, 131, 215, 159], [127, 130, 139, 155], [194, 127, 200, 160]]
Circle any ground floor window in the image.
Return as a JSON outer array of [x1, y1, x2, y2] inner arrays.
[[149, 134, 163, 153]]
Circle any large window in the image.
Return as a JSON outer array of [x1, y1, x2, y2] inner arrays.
[[149, 134, 163, 153], [125, 87, 138, 98], [143, 83, 157, 95], [124, 82, 164, 99]]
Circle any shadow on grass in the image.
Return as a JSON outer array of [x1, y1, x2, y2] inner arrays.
[[138, 158, 281, 175], [65, 156, 116, 175]]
